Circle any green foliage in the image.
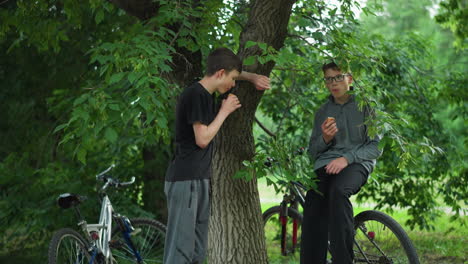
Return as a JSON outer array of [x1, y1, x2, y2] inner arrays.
[[58, 24, 177, 164], [361, 0, 467, 70], [435, 0, 468, 49], [236, 137, 317, 194], [0, 0, 172, 259]]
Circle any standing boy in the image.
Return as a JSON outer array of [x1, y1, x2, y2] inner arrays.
[[163, 47, 270, 264], [301, 62, 382, 264]]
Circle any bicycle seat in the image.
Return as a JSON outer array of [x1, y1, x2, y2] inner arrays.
[[57, 193, 87, 209]]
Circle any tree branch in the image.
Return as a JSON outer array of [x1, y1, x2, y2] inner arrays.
[[287, 33, 332, 57], [274, 66, 314, 73], [254, 117, 277, 138]]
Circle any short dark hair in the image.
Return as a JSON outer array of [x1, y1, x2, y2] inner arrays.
[[205, 47, 242, 76], [322, 61, 342, 73]]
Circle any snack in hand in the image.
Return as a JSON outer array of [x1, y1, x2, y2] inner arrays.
[[326, 117, 335, 124]]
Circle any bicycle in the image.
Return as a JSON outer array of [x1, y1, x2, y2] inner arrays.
[[48, 165, 166, 264], [262, 152, 420, 264]]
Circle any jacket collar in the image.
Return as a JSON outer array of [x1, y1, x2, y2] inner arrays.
[[328, 94, 355, 105]]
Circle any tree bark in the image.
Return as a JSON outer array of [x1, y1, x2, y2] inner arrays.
[[208, 1, 294, 263]]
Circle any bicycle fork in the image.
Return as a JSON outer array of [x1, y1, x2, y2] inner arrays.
[[115, 215, 143, 263], [279, 201, 299, 256]]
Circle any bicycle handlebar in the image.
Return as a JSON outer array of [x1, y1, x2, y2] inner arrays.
[[96, 164, 115, 178], [119, 177, 136, 186], [95, 165, 135, 192]]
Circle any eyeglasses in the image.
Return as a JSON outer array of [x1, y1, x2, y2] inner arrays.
[[323, 74, 350, 84]]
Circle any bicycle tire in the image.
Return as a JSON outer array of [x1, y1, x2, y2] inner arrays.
[[110, 218, 166, 264], [263, 206, 303, 263], [48, 228, 91, 264], [354, 210, 420, 264]]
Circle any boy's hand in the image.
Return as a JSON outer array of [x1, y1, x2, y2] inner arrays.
[[252, 74, 270, 91], [220, 94, 241, 115], [321, 117, 337, 144], [325, 157, 348, 174]]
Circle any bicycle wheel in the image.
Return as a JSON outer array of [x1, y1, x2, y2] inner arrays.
[[110, 218, 166, 264], [353, 210, 420, 264], [48, 228, 90, 264], [263, 206, 303, 264]]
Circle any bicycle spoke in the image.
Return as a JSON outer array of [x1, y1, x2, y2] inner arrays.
[[112, 249, 136, 261], [139, 225, 155, 256], [354, 212, 416, 264], [110, 219, 165, 264], [141, 227, 161, 257], [50, 231, 88, 264]]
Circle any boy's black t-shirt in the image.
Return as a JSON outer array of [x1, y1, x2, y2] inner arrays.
[[165, 82, 216, 182]]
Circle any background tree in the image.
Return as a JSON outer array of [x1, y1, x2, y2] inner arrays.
[[435, 0, 467, 48]]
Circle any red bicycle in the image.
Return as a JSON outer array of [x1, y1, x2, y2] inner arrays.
[[262, 154, 419, 264]]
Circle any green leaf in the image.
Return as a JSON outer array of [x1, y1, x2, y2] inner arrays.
[[156, 116, 168, 129], [104, 127, 118, 143], [77, 148, 87, 165], [128, 72, 141, 84], [108, 104, 120, 111], [243, 56, 256, 66], [233, 169, 252, 181], [95, 9, 104, 25], [73, 95, 88, 106], [146, 111, 156, 124], [139, 99, 151, 111], [245, 40, 257, 49], [74, 108, 90, 121], [109, 72, 126, 84], [53, 123, 68, 133]]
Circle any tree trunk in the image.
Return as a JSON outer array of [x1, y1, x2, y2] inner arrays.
[[208, 1, 294, 263]]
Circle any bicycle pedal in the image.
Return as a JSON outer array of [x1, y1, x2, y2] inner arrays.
[[130, 227, 142, 236]]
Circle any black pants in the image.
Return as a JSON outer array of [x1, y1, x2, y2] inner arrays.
[[300, 163, 368, 264]]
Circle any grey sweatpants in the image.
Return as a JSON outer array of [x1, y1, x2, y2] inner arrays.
[[163, 179, 210, 264]]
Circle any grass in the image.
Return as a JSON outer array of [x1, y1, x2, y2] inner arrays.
[[258, 177, 468, 264]]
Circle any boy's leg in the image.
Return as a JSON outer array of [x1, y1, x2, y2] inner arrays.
[[164, 180, 197, 264], [192, 179, 210, 264], [300, 167, 330, 264], [327, 163, 368, 264]]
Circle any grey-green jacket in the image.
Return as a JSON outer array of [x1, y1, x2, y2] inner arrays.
[[308, 95, 382, 173]]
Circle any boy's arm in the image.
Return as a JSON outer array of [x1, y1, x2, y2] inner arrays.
[[235, 71, 270, 90], [193, 94, 241, 149], [308, 108, 332, 161]]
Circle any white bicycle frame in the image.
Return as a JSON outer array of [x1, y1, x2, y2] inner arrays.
[[76, 165, 135, 263], [86, 194, 114, 260]]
